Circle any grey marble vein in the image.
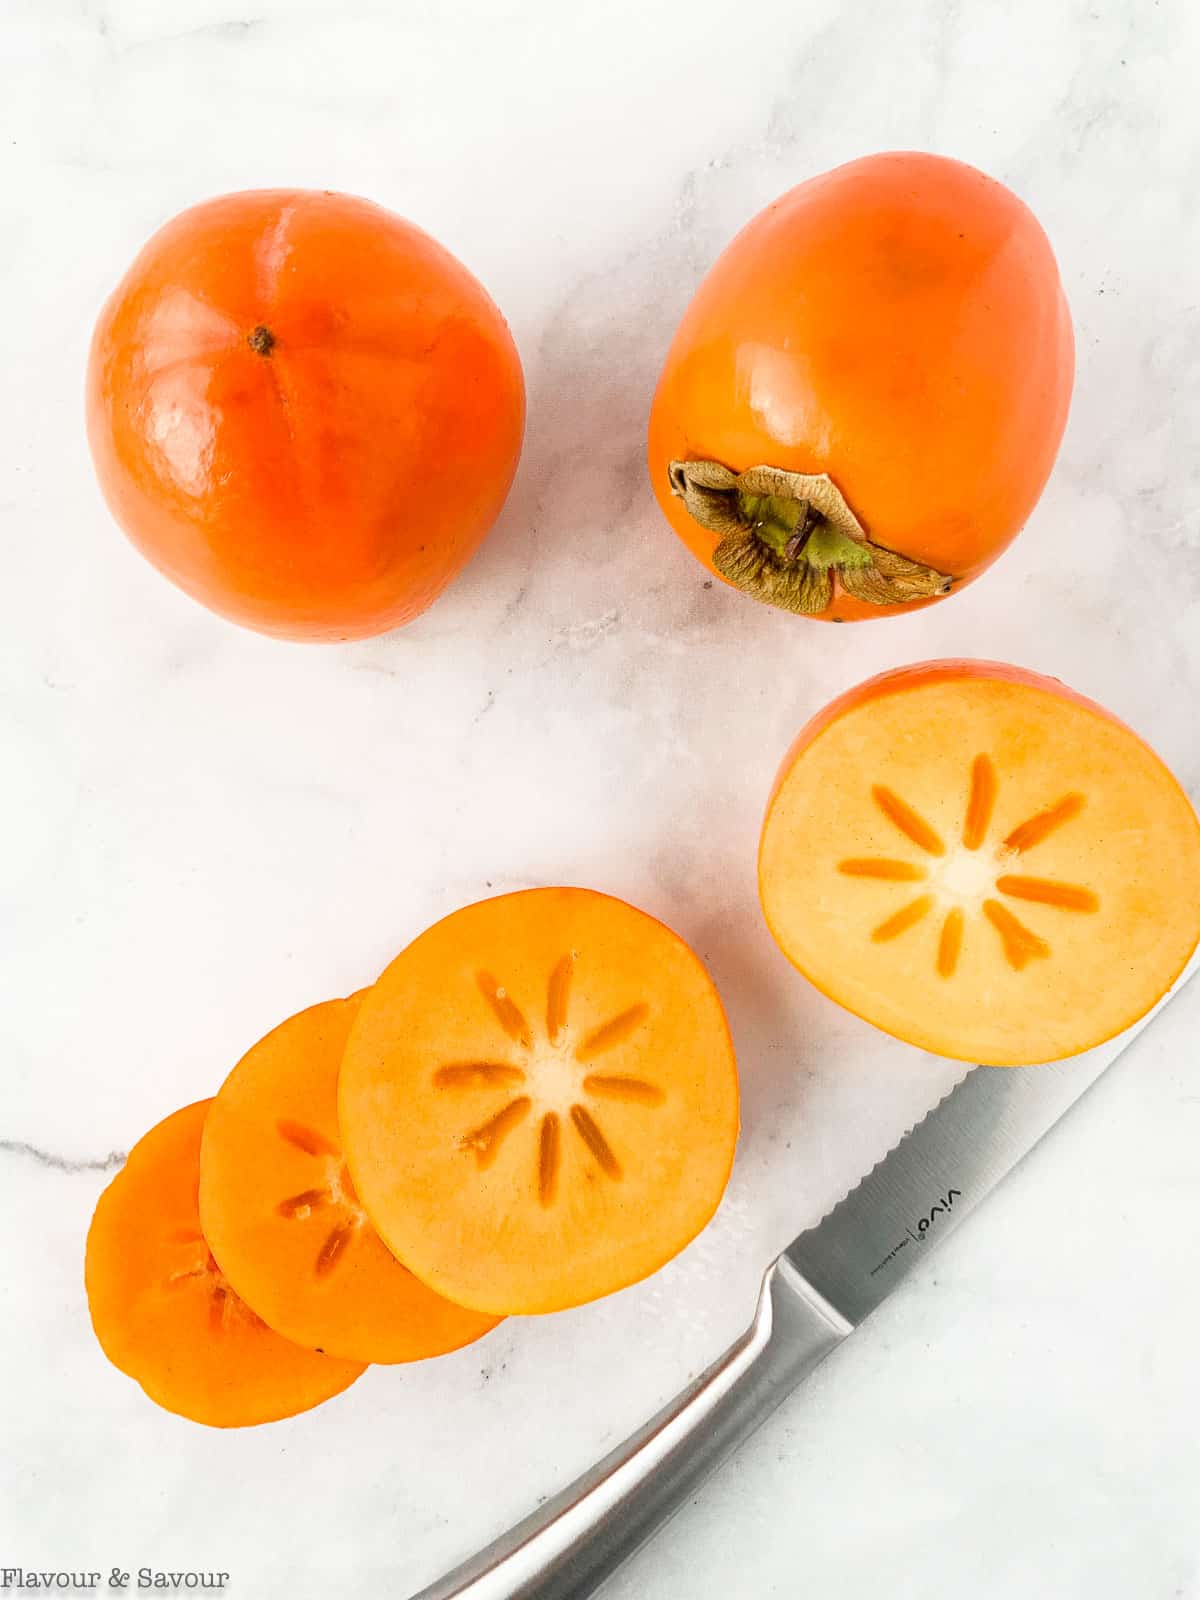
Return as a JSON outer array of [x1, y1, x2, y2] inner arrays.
[[0, 1139, 125, 1174]]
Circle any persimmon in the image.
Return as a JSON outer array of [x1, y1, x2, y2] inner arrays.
[[648, 152, 1074, 620], [199, 995, 500, 1364], [86, 189, 525, 641], [759, 661, 1200, 1064], [85, 1100, 364, 1426], [338, 889, 739, 1315]]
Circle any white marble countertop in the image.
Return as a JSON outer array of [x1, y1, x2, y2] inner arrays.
[[4, 1, 1199, 1595]]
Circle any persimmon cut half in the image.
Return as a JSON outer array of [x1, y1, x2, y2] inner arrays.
[[85, 1100, 363, 1427], [199, 996, 500, 1364], [759, 661, 1200, 1065], [338, 889, 740, 1315]]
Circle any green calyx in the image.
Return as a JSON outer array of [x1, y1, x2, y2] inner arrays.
[[667, 460, 953, 616]]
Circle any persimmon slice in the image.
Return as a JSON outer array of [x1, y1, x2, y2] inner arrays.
[[199, 996, 500, 1363], [338, 889, 740, 1314], [85, 1100, 363, 1427], [759, 661, 1200, 1065]]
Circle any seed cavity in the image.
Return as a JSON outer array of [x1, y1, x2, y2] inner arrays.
[[546, 954, 574, 1043], [447, 964, 662, 1197], [538, 1113, 560, 1207], [476, 971, 532, 1047], [433, 1062, 527, 1089], [277, 1119, 338, 1157], [995, 875, 1099, 912], [856, 762, 1097, 982], [576, 1002, 650, 1062], [983, 899, 1051, 970], [461, 1096, 532, 1168], [871, 894, 935, 942], [962, 755, 997, 850], [936, 908, 965, 978], [166, 1251, 263, 1331], [582, 1074, 665, 1106], [315, 1222, 356, 1277], [208, 1286, 229, 1333], [1003, 793, 1086, 854], [838, 857, 927, 881], [570, 1104, 622, 1179], [872, 785, 945, 856], [276, 1187, 329, 1220]]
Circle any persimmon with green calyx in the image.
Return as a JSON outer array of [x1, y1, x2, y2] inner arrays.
[[199, 994, 501, 1364], [85, 1100, 364, 1427], [338, 888, 740, 1315], [648, 152, 1074, 620], [759, 661, 1200, 1064], [86, 189, 525, 641]]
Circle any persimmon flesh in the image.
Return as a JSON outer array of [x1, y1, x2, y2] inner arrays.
[[85, 1100, 364, 1427], [759, 662, 1200, 1064], [199, 995, 500, 1364], [338, 889, 740, 1314]]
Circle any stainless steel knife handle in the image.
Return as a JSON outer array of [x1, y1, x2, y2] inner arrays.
[[409, 1257, 852, 1600]]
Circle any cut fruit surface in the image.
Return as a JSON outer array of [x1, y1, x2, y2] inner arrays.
[[759, 661, 1200, 1065], [338, 888, 740, 1315], [199, 996, 500, 1364], [85, 1100, 364, 1427]]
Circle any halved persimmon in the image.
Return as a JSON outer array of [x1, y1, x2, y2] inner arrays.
[[338, 889, 740, 1315], [199, 995, 500, 1364], [85, 1100, 364, 1427], [759, 661, 1200, 1064]]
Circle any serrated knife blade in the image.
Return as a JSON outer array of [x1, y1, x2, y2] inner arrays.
[[411, 953, 1199, 1600], [789, 1045, 1136, 1326]]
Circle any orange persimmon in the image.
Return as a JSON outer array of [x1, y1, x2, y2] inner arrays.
[[648, 152, 1074, 620], [85, 1100, 364, 1427], [86, 189, 525, 641], [199, 995, 500, 1364], [338, 889, 740, 1315], [759, 661, 1200, 1064]]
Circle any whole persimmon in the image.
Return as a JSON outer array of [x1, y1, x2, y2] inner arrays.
[[648, 153, 1074, 621], [86, 190, 525, 640]]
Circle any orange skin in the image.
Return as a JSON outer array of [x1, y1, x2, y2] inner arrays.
[[766, 660, 1105, 806], [648, 153, 1074, 620], [87, 190, 525, 641]]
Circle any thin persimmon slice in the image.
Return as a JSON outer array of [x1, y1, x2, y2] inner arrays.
[[199, 995, 500, 1364], [338, 888, 740, 1315], [85, 1100, 364, 1427], [759, 660, 1200, 1065]]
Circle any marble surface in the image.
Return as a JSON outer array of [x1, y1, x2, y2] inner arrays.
[[3, 0, 1200, 1594]]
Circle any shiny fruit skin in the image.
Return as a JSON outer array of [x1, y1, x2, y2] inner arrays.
[[87, 190, 525, 641], [648, 152, 1074, 620]]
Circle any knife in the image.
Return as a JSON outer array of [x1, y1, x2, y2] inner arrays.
[[411, 958, 1198, 1600]]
